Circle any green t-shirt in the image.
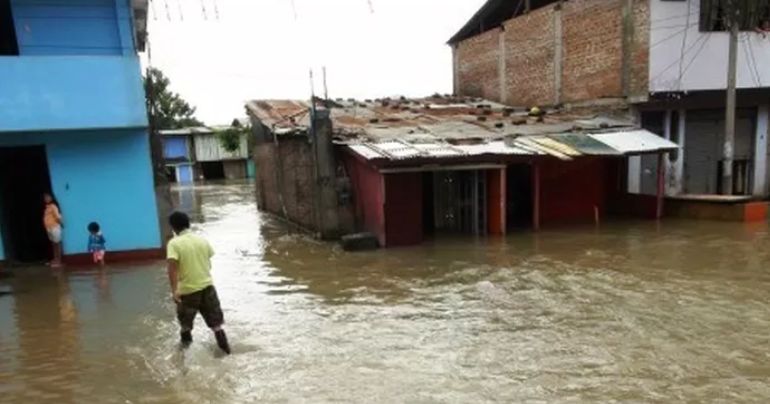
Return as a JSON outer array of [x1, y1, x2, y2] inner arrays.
[[167, 230, 215, 295]]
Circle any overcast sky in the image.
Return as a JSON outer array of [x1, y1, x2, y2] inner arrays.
[[143, 0, 486, 125]]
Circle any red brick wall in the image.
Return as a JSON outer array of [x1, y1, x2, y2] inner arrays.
[[454, 0, 650, 105], [629, 0, 650, 97], [561, 0, 624, 102], [455, 28, 500, 101], [503, 6, 556, 107]]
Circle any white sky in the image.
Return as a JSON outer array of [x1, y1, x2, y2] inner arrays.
[[143, 0, 486, 125]]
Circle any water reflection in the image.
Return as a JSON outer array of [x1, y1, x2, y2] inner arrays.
[[1, 181, 769, 402]]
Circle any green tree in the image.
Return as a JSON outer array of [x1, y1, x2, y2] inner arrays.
[[144, 67, 204, 129], [216, 119, 249, 153]]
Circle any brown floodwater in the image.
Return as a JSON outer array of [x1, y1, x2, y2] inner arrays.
[[2, 181, 770, 403]]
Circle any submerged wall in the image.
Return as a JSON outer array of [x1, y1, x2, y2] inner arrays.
[[0, 129, 161, 256]]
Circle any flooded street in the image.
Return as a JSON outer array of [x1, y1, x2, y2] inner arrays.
[[2, 182, 770, 403]]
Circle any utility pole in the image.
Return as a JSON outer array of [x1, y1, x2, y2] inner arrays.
[[722, 1, 739, 195]]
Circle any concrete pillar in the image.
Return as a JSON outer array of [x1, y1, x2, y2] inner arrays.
[[753, 105, 769, 197], [553, 4, 563, 105], [312, 108, 341, 239], [676, 109, 686, 194], [498, 27, 507, 104], [628, 156, 641, 194], [663, 110, 674, 196], [656, 153, 665, 219]]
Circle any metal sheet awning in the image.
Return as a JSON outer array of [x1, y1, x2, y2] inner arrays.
[[548, 133, 621, 156], [346, 129, 679, 162], [589, 130, 679, 154]]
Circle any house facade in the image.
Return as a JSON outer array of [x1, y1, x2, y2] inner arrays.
[[450, 0, 770, 205], [159, 127, 252, 184], [0, 0, 162, 263], [247, 97, 676, 247]]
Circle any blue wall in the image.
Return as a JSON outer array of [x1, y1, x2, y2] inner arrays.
[[0, 129, 161, 258], [162, 137, 190, 159], [0, 56, 148, 132], [11, 0, 135, 55], [177, 164, 194, 184]]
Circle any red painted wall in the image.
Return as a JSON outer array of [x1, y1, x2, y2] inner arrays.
[[383, 173, 423, 247], [539, 158, 611, 225], [343, 154, 386, 246], [487, 169, 505, 235]]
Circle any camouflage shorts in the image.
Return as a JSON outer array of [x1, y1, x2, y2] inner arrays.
[[176, 286, 224, 330]]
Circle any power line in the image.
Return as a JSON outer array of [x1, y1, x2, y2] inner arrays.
[[200, 0, 209, 20], [163, 0, 171, 21], [651, 33, 710, 84], [650, 24, 696, 48], [677, 0, 693, 90], [677, 34, 712, 85], [212, 0, 221, 20], [744, 35, 763, 86], [651, 9, 701, 24]]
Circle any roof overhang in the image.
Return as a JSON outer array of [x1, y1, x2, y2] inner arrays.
[[344, 129, 678, 164]]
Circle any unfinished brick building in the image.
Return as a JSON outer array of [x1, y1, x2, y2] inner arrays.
[[450, 0, 770, 221]]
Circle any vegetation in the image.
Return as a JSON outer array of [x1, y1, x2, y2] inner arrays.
[[216, 119, 250, 153], [144, 67, 204, 130]]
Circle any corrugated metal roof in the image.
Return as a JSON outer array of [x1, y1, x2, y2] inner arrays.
[[246, 96, 678, 163], [349, 130, 677, 162], [548, 133, 621, 156], [589, 130, 679, 154], [159, 127, 213, 136]]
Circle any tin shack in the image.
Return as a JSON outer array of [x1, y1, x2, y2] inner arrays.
[[247, 97, 677, 247]]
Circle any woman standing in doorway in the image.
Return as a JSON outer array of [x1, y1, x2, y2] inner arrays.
[[43, 193, 63, 268]]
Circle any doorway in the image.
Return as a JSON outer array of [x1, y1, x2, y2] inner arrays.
[[430, 170, 488, 235], [200, 161, 225, 180], [506, 164, 533, 229], [0, 146, 54, 262]]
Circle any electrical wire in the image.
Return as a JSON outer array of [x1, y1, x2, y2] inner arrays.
[[163, 0, 171, 21], [677, 33, 712, 84], [651, 10, 701, 24], [677, 0, 693, 90], [744, 35, 764, 86], [200, 0, 209, 20], [650, 33, 711, 84], [650, 24, 696, 48], [212, 0, 221, 20]]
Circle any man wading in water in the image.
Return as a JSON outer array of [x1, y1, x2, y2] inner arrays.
[[166, 211, 231, 354]]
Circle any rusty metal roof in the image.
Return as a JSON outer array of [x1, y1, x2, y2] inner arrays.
[[245, 96, 678, 162]]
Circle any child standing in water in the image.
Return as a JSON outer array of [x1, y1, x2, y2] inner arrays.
[[43, 193, 63, 268], [166, 211, 231, 354], [87, 222, 107, 266]]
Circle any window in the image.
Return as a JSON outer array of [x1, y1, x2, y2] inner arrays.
[[0, 0, 19, 55], [700, 0, 770, 32]]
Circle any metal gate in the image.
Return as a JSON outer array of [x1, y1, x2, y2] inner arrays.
[[684, 109, 755, 194], [433, 170, 487, 235]]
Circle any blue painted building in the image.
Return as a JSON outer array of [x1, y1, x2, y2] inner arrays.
[[160, 131, 195, 185], [0, 0, 161, 263]]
